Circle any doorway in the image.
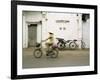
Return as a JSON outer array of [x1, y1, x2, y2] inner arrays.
[[28, 24, 37, 47]]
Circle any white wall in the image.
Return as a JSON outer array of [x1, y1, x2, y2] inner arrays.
[[82, 19, 90, 48], [46, 13, 79, 40]]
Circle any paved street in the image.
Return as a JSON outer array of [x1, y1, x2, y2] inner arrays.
[[22, 47, 89, 69]]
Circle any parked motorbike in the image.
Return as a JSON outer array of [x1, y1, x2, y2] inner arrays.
[[56, 38, 78, 49], [33, 42, 59, 58], [56, 38, 70, 49]]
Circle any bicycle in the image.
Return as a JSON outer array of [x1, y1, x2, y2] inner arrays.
[[33, 42, 59, 58], [81, 40, 86, 49], [69, 40, 86, 49]]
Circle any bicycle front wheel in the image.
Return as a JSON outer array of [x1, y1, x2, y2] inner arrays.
[[33, 49, 42, 58]]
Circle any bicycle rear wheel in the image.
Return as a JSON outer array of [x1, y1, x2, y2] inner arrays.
[[50, 49, 59, 58], [69, 42, 77, 49]]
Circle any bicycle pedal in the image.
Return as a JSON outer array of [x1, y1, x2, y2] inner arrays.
[[46, 53, 49, 56]]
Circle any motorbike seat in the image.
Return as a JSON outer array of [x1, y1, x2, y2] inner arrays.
[[56, 38, 64, 40], [73, 39, 77, 42]]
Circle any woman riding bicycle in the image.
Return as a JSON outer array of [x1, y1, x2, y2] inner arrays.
[[43, 32, 54, 52], [34, 32, 58, 58]]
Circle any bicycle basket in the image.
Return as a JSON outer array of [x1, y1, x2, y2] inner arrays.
[[35, 43, 41, 47]]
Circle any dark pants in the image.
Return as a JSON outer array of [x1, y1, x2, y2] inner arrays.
[[45, 43, 53, 51]]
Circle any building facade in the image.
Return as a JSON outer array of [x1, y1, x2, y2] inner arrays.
[[22, 11, 90, 48]]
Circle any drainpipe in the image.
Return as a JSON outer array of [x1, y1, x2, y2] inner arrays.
[[41, 11, 47, 48], [78, 14, 82, 49]]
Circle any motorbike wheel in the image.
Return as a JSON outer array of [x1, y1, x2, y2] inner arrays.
[[57, 42, 65, 49], [50, 49, 58, 58], [33, 49, 42, 58], [69, 42, 77, 49]]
